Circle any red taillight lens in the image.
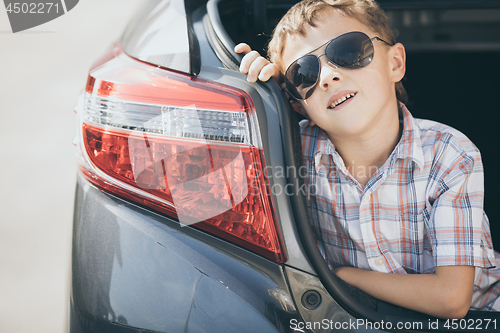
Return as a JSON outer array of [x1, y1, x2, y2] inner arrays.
[[76, 45, 286, 263]]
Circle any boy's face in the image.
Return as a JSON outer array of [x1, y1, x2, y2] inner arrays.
[[282, 8, 405, 141]]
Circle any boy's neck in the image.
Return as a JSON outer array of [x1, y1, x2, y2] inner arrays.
[[328, 106, 402, 188]]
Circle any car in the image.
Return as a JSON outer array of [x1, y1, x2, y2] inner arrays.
[[70, 0, 500, 332]]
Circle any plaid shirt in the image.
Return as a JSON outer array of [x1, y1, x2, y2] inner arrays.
[[301, 104, 500, 310]]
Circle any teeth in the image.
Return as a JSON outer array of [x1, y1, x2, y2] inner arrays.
[[330, 93, 355, 108]]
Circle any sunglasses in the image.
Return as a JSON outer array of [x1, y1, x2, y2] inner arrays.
[[284, 31, 392, 100]]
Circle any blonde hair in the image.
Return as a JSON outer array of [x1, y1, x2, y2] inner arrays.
[[267, 0, 407, 103]]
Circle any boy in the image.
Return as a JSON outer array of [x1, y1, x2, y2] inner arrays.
[[235, 0, 500, 319]]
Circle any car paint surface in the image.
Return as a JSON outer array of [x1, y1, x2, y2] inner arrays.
[[71, 177, 302, 332]]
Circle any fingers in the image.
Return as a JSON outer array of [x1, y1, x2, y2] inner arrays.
[[234, 44, 280, 83], [234, 43, 252, 55], [246, 56, 273, 82], [238, 49, 261, 74], [234, 44, 256, 74], [258, 63, 280, 82]]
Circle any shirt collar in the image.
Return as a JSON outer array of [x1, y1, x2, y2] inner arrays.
[[391, 103, 425, 170], [313, 127, 341, 172], [311, 103, 425, 171]]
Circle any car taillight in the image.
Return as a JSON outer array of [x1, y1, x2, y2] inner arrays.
[[75, 44, 286, 263]]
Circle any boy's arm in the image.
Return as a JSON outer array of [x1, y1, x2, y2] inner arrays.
[[333, 265, 475, 319], [234, 43, 281, 83]]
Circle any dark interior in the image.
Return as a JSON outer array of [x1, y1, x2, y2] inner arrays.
[[404, 51, 500, 248], [219, 0, 500, 248]]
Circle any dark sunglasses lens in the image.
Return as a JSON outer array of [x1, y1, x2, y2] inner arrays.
[[326, 32, 374, 69], [285, 55, 320, 100]]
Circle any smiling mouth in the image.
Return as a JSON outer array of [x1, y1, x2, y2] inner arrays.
[[328, 92, 356, 109]]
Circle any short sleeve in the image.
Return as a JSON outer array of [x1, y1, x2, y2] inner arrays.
[[425, 142, 496, 269]]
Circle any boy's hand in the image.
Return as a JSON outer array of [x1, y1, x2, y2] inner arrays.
[[234, 43, 312, 124], [234, 43, 281, 83]]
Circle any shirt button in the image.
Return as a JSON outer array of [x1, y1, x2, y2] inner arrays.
[[376, 258, 384, 266]]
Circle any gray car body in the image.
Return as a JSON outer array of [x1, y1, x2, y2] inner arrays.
[[70, 1, 500, 332]]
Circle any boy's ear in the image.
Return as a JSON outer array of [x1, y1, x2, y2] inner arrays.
[[389, 42, 406, 83], [290, 100, 316, 126]]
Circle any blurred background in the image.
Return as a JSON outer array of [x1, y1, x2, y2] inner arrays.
[[0, 1, 141, 332]]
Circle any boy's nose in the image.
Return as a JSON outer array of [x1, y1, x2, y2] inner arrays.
[[318, 57, 342, 90]]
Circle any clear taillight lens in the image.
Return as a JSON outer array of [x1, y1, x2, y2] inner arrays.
[[75, 45, 286, 263]]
